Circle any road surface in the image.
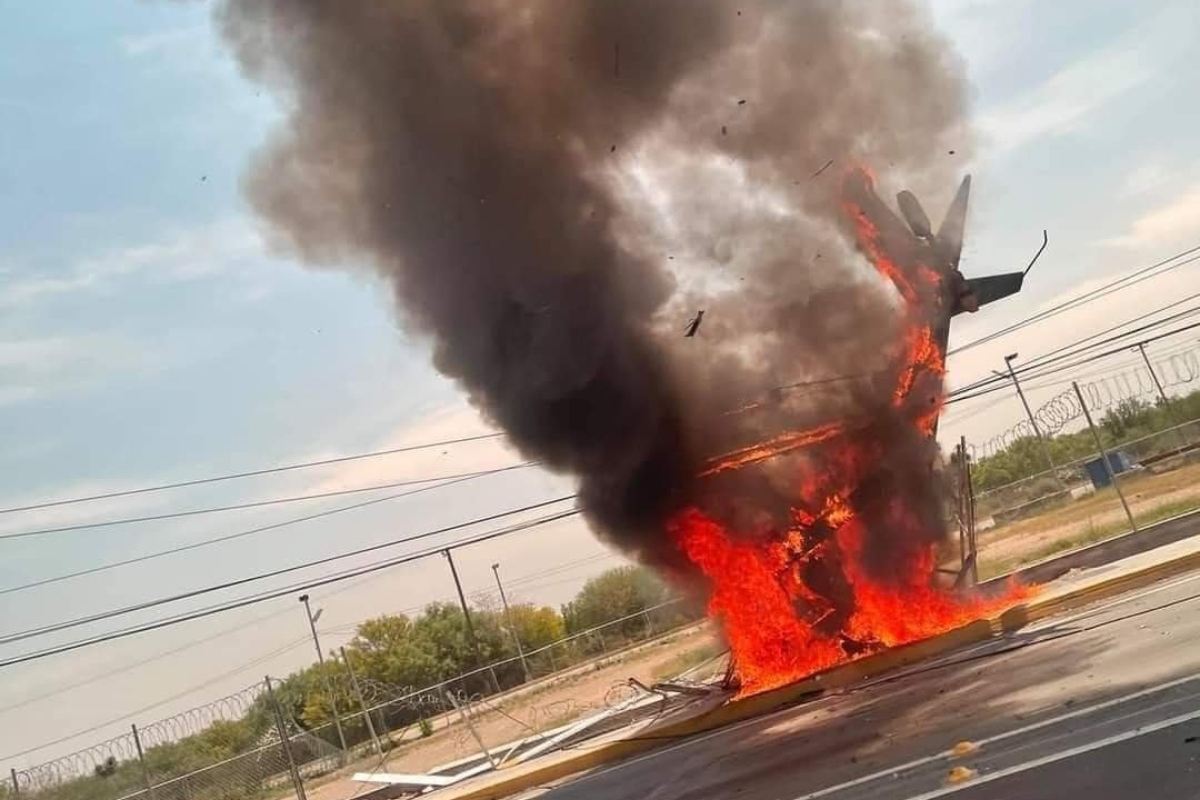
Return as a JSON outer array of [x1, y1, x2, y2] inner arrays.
[[521, 570, 1200, 799]]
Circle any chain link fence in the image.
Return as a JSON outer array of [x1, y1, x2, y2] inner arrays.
[[10, 599, 701, 800], [970, 415, 1200, 578]]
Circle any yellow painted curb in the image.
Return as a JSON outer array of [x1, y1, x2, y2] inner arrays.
[[442, 620, 994, 800], [1011, 548, 1200, 628], [443, 547, 1200, 800]]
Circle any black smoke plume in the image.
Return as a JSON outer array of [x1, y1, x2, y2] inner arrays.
[[217, 0, 971, 573]]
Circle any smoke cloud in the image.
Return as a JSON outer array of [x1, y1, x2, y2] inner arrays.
[[216, 0, 972, 573]]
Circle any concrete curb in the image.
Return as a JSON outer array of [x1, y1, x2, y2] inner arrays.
[[1003, 546, 1200, 629], [438, 547, 1200, 800]]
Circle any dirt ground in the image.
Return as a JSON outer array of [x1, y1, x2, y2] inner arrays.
[[291, 626, 720, 800], [975, 460, 1200, 575]]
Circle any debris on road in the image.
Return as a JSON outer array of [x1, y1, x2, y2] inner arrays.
[[950, 740, 979, 757], [945, 766, 978, 785]]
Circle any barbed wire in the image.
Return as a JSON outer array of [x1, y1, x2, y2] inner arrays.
[[13, 683, 267, 790], [137, 685, 264, 749], [968, 347, 1200, 460]]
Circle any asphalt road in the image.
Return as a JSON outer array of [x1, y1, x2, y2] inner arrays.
[[522, 569, 1200, 800]]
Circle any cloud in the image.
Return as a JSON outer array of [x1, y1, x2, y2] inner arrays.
[[303, 402, 527, 495], [119, 26, 208, 59], [0, 331, 167, 408], [972, 1, 1200, 157], [1119, 157, 1176, 199], [978, 43, 1151, 154], [0, 386, 39, 408], [0, 219, 264, 309], [1101, 184, 1200, 249]]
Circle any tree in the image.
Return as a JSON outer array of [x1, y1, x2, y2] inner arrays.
[[561, 566, 672, 639], [1101, 397, 1153, 441], [506, 604, 565, 652]]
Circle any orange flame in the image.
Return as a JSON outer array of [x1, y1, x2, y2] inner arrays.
[[701, 421, 846, 477], [669, 167, 1030, 695]]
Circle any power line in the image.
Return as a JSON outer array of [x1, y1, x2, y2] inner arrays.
[[964, 318, 1200, 401], [946, 303, 1200, 403], [0, 432, 506, 518], [315, 551, 624, 636], [0, 564, 399, 716], [0, 636, 313, 763], [945, 319, 1200, 406], [948, 244, 1200, 356], [0, 496, 579, 648], [947, 296, 1200, 400], [0, 462, 533, 542], [0, 465, 534, 597], [0, 507, 583, 669]]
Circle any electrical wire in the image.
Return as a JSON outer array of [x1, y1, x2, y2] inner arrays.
[[0, 496, 578, 648], [0, 565, 433, 716], [0, 462, 535, 541], [946, 299, 1200, 400], [948, 244, 1200, 357], [0, 507, 583, 669], [0, 465, 534, 597], [945, 319, 1200, 406], [0, 432, 505, 517], [0, 636, 314, 763]]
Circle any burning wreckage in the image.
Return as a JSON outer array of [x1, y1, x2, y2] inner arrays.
[[218, 0, 1044, 702], [672, 169, 1041, 693]]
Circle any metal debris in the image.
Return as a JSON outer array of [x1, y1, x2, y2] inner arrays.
[[810, 159, 834, 179], [945, 766, 978, 785], [949, 741, 979, 757]]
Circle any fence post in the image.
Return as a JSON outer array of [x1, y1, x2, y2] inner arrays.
[[642, 610, 654, 637], [265, 676, 308, 800], [1073, 381, 1138, 533], [10, 769, 18, 799], [130, 724, 155, 800], [339, 647, 383, 756], [444, 691, 496, 769]]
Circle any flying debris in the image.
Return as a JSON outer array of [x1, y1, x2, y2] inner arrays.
[[811, 159, 835, 179], [684, 310, 706, 338]]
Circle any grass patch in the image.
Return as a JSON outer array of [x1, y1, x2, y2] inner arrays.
[[978, 495, 1200, 580], [650, 643, 721, 682]]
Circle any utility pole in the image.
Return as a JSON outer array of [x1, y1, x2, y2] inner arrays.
[[443, 550, 498, 694], [298, 594, 348, 755], [1073, 381, 1137, 534], [1134, 341, 1189, 451], [492, 562, 532, 682], [1002, 353, 1066, 491], [339, 646, 382, 756]]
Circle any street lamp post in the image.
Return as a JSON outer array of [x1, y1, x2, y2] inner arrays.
[[491, 562, 532, 682], [1002, 352, 1066, 491], [298, 594, 348, 755]]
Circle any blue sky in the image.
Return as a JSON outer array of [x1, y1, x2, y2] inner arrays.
[[2, 0, 1200, 769]]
